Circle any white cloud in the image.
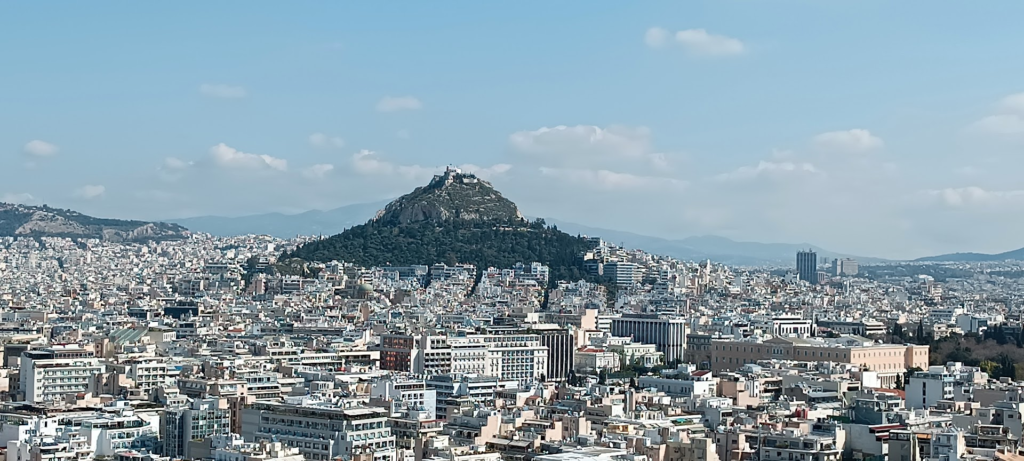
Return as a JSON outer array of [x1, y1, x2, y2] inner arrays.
[[512, 124, 655, 161], [351, 150, 395, 175], [967, 93, 1024, 138], [1, 192, 36, 204], [73, 185, 106, 200], [998, 92, 1024, 113], [309, 133, 345, 149], [539, 167, 686, 190], [302, 164, 335, 179], [458, 163, 513, 180], [376, 96, 422, 113], [644, 27, 669, 48], [812, 129, 884, 153], [209, 143, 288, 172], [925, 186, 1024, 208], [163, 157, 191, 170], [24, 140, 59, 157], [970, 114, 1024, 135], [199, 83, 247, 99], [715, 160, 820, 181], [350, 150, 437, 180], [674, 29, 745, 56], [350, 152, 510, 183], [158, 157, 193, 182]]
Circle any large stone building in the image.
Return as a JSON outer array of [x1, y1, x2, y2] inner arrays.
[[710, 336, 929, 387]]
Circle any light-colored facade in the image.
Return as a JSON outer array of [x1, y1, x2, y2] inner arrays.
[[481, 333, 548, 384], [19, 345, 106, 403], [164, 398, 232, 459], [611, 314, 688, 364], [371, 378, 438, 420], [241, 400, 397, 461], [710, 336, 929, 387], [906, 363, 987, 410], [574, 348, 620, 372]]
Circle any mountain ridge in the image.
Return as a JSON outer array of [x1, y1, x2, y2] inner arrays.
[[0, 202, 188, 242], [170, 201, 389, 238], [915, 247, 1024, 262]]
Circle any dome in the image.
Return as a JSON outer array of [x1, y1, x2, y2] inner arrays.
[[357, 283, 374, 293]]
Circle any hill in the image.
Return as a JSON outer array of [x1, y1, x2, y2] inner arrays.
[[0, 203, 188, 242], [286, 168, 598, 284], [171, 200, 884, 265], [916, 247, 1024, 263], [371, 169, 523, 225], [170, 200, 388, 237]]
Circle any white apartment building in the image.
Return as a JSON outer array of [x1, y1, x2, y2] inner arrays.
[[481, 333, 548, 384], [448, 336, 491, 375], [80, 404, 161, 456], [213, 440, 304, 461], [122, 358, 171, 390], [906, 362, 987, 410], [752, 315, 813, 336], [638, 370, 716, 398], [20, 345, 106, 403], [906, 367, 955, 410], [241, 399, 397, 461], [604, 262, 641, 287], [437, 333, 548, 384], [370, 378, 438, 420], [411, 334, 452, 376]]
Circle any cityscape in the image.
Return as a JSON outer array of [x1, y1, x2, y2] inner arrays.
[[4, 3, 1024, 461], [0, 166, 1023, 461]]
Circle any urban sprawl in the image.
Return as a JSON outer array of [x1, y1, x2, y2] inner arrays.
[[0, 234, 1021, 461]]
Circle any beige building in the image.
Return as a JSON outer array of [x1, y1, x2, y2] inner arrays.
[[710, 336, 928, 387]]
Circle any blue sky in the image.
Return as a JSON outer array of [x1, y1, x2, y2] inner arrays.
[[3, 1, 1024, 258]]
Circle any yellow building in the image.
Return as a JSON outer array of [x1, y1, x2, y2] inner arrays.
[[710, 336, 928, 387]]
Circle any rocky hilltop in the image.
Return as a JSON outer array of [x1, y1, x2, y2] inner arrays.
[[286, 167, 606, 286], [373, 167, 524, 225], [0, 203, 189, 242]]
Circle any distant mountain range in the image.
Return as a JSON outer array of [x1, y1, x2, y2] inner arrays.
[[0, 202, 187, 242], [914, 247, 1024, 263], [170, 201, 389, 238], [171, 197, 884, 266], [542, 219, 885, 266]]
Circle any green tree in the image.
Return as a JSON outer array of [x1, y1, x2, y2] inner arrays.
[[598, 369, 608, 385], [892, 323, 905, 342], [980, 360, 999, 376], [993, 325, 1009, 345], [894, 373, 904, 390], [996, 352, 1016, 379]]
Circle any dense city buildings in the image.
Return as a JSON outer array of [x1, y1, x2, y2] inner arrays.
[[2, 221, 1024, 461]]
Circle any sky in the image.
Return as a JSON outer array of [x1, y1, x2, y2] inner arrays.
[[2, 1, 1024, 260]]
